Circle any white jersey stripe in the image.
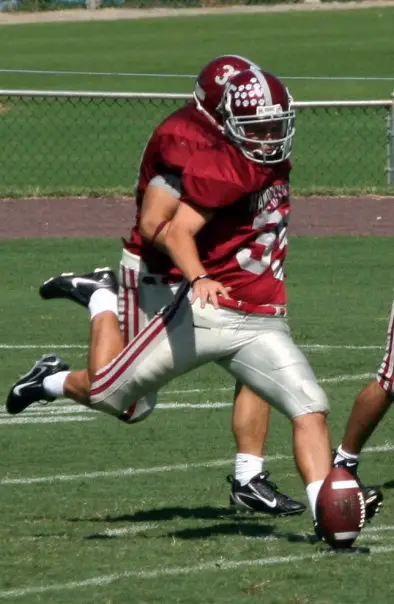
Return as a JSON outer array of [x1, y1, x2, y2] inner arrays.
[[378, 300, 394, 391], [92, 312, 164, 390], [120, 265, 130, 345], [93, 274, 178, 386]]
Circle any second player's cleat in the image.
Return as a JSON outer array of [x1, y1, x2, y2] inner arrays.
[[39, 267, 118, 308], [228, 471, 306, 516], [6, 354, 69, 415], [333, 453, 383, 522]]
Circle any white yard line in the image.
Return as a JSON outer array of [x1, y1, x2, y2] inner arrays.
[[160, 373, 374, 396], [1, 544, 394, 599], [0, 405, 91, 415], [21, 523, 394, 544], [21, 522, 159, 541], [0, 344, 87, 349], [0, 457, 256, 486], [0, 402, 232, 416], [0, 371, 377, 418], [89, 523, 159, 538], [246, 524, 394, 544], [1, 444, 392, 487], [301, 345, 382, 350], [360, 524, 394, 534], [0, 416, 93, 425], [0, 343, 383, 350]]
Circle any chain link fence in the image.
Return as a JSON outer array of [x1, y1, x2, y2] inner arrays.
[[0, 90, 393, 197]]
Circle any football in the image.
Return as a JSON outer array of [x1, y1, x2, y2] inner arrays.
[[316, 467, 366, 549]]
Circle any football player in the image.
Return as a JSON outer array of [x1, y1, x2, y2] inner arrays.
[[6, 64, 381, 529], [6, 55, 305, 518]]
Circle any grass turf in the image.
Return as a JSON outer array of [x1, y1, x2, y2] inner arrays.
[[0, 236, 394, 602]]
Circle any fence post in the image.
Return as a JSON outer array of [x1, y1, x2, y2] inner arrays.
[[86, 0, 101, 8], [387, 92, 394, 186]]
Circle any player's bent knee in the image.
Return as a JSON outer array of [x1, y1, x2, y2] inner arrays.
[[118, 404, 156, 424], [89, 388, 158, 423], [89, 396, 122, 418], [292, 379, 330, 418]]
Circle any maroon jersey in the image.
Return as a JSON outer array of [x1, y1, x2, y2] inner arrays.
[[173, 144, 292, 314], [125, 102, 291, 315], [124, 103, 220, 275]]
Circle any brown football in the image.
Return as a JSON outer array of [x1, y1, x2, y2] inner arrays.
[[316, 467, 366, 548]]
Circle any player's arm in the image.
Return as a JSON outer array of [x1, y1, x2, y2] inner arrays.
[[163, 201, 231, 309], [139, 173, 182, 250]]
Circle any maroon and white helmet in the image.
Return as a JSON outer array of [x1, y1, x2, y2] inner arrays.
[[219, 67, 295, 164], [193, 54, 259, 127]]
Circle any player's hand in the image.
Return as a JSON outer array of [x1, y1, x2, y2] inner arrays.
[[191, 277, 231, 309]]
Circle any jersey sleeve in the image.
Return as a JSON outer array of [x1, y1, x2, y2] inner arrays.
[[180, 145, 253, 209]]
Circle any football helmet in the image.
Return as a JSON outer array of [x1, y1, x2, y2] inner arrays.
[[219, 68, 295, 164], [193, 54, 259, 127]]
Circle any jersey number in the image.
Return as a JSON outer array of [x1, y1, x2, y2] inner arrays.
[[235, 210, 287, 280]]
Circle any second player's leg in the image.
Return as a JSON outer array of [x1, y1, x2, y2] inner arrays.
[[331, 301, 394, 518], [338, 299, 394, 456], [340, 380, 392, 456]]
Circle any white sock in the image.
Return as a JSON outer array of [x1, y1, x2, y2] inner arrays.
[[306, 480, 324, 520], [334, 444, 359, 465], [235, 453, 264, 486], [88, 289, 118, 320], [43, 371, 71, 399]]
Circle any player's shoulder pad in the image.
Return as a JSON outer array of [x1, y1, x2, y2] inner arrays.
[[155, 107, 217, 171], [181, 142, 264, 209]]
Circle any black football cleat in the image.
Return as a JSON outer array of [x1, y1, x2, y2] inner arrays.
[[313, 520, 324, 543], [39, 267, 118, 308], [333, 452, 383, 522], [228, 471, 306, 517], [6, 354, 69, 415]]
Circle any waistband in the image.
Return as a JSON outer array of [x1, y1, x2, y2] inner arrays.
[[218, 297, 287, 317], [120, 249, 183, 286]]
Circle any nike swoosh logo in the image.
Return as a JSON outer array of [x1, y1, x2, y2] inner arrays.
[[249, 484, 277, 508], [235, 492, 277, 510], [255, 495, 277, 509], [71, 277, 89, 288], [365, 495, 379, 505], [13, 366, 47, 397], [13, 381, 37, 397]]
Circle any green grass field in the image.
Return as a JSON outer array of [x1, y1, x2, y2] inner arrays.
[[1, 237, 394, 603], [1, 8, 393, 99], [0, 9, 394, 599], [0, 7, 393, 195]]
